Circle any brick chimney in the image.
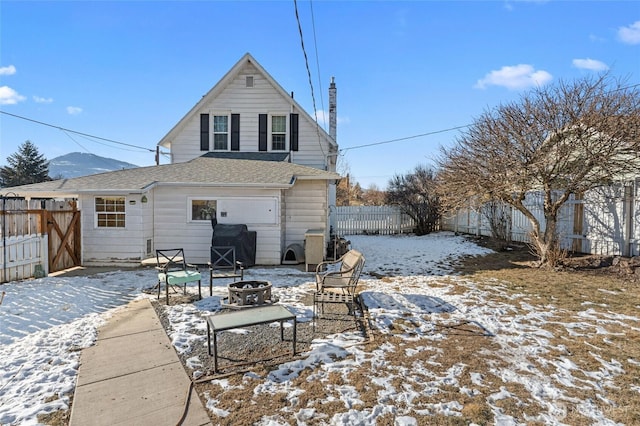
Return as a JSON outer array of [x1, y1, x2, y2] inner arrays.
[[329, 76, 337, 143]]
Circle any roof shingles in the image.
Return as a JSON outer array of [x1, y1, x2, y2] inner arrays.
[[5, 157, 340, 194]]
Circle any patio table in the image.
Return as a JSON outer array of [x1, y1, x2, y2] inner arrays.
[[205, 305, 297, 372]]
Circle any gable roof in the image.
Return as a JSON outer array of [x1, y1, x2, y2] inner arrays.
[[158, 52, 337, 152], [3, 156, 341, 197]]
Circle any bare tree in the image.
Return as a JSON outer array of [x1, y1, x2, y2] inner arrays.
[[438, 73, 640, 266], [387, 165, 441, 235], [336, 174, 364, 206], [361, 183, 387, 206]]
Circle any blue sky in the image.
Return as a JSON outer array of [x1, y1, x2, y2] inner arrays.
[[1, 1, 638, 189]]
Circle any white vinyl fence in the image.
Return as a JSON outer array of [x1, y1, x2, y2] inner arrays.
[[334, 205, 416, 235], [1, 234, 48, 283], [1, 198, 53, 283], [441, 181, 640, 257]]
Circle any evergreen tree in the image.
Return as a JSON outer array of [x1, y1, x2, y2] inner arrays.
[[0, 141, 50, 187]]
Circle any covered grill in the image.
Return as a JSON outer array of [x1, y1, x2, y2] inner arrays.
[[212, 224, 257, 266]]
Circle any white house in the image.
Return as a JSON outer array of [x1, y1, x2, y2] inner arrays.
[[3, 53, 341, 268]]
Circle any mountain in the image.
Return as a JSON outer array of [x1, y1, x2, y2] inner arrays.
[[48, 152, 139, 179]]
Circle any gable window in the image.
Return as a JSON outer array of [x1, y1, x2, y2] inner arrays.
[[95, 197, 125, 228], [271, 115, 287, 151], [213, 115, 229, 150]]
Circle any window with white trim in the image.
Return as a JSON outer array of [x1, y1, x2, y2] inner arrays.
[[271, 115, 287, 150], [190, 199, 217, 222], [95, 197, 125, 228], [213, 115, 229, 150]]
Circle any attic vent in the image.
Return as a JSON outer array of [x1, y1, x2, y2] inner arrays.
[[245, 75, 254, 88]]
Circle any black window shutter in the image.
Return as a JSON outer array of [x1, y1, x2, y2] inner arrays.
[[200, 114, 209, 151], [231, 114, 240, 151], [290, 113, 299, 151], [258, 114, 267, 151]]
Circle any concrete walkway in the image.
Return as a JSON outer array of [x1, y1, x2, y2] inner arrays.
[[69, 298, 211, 426]]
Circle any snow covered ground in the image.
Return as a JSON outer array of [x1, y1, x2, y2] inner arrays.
[[0, 232, 638, 425]]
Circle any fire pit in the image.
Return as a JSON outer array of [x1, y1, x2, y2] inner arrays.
[[226, 280, 272, 308]]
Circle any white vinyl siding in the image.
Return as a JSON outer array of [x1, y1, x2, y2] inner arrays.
[[74, 178, 331, 266], [166, 61, 333, 169], [81, 194, 146, 266], [283, 180, 329, 251], [152, 186, 282, 265]]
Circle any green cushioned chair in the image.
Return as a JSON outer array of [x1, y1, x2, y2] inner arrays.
[[156, 248, 201, 304]]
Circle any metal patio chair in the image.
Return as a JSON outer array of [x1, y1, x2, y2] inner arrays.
[[156, 248, 201, 304], [208, 246, 245, 297], [313, 249, 366, 331]]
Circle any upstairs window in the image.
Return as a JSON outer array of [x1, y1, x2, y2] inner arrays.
[[271, 115, 286, 151], [213, 115, 229, 150], [95, 197, 125, 228]]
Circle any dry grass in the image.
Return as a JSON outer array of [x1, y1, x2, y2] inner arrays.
[[41, 237, 640, 425], [190, 237, 640, 425]]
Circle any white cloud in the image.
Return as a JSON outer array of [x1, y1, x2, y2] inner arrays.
[[572, 58, 609, 71], [618, 20, 640, 44], [33, 95, 54, 104], [474, 64, 553, 90], [66, 106, 83, 115], [0, 86, 26, 105], [0, 65, 17, 76], [314, 109, 328, 126]]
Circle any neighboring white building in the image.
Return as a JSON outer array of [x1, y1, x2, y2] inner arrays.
[[3, 53, 340, 267]]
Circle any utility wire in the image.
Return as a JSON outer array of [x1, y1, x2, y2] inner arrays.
[[0, 110, 155, 153], [293, 0, 326, 157], [341, 82, 640, 153], [293, 0, 318, 123], [61, 130, 91, 153], [341, 125, 471, 152], [60, 130, 133, 169], [308, 0, 325, 130]]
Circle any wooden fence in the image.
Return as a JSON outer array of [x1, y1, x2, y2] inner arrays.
[[441, 181, 640, 257], [1, 198, 79, 283], [334, 205, 416, 235]]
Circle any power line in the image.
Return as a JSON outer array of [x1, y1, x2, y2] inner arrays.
[[340, 81, 640, 153], [308, 0, 325, 131], [293, 0, 318, 123], [293, 0, 326, 157], [0, 110, 155, 153], [341, 125, 471, 152]]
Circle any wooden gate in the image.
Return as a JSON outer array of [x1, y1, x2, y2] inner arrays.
[[46, 202, 81, 273]]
